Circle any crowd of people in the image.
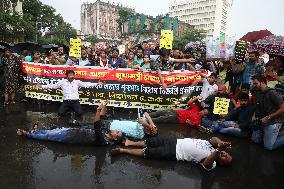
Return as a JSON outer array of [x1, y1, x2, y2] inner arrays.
[[0, 39, 284, 171]]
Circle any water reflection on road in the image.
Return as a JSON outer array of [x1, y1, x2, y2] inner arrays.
[[0, 103, 283, 189]]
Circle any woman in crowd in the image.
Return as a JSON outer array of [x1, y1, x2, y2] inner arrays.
[[2, 48, 21, 105], [108, 49, 122, 68], [122, 50, 137, 68], [97, 50, 109, 68], [133, 54, 151, 71], [32, 51, 42, 64]]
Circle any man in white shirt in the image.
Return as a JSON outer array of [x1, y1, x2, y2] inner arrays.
[[111, 137, 232, 171], [199, 73, 218, 102], [36, 70, 103, 117]]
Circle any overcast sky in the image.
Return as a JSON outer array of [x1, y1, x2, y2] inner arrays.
[[40, 0, 283, 38]]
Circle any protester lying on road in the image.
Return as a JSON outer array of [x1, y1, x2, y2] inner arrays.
[[16, 101, 158, 145], [111, 137, 232, 171]]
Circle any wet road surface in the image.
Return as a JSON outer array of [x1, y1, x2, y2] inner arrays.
[[0, 102, 283, 189]]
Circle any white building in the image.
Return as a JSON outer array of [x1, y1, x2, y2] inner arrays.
[[169, 0, 233, 37]]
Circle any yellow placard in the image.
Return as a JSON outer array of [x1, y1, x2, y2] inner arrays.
[[213, 97, 230, 115], [69, 38, 81, 57], [160, 30, 174, 49]]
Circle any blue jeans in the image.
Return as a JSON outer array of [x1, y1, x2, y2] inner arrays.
[[251, 123, 284, 150], [201, 118, 223, 132], [219, 121, 249, 137]]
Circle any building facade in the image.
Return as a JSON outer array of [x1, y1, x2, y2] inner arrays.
[[121, 14, 193, 40], [169, 0, 233, 37], [81, 0, 134, 40]]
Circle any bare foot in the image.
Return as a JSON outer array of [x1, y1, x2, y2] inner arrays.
[[186, 119, 192, 125]]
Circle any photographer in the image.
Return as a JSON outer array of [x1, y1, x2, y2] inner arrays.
[[251, 75, 284, 150]]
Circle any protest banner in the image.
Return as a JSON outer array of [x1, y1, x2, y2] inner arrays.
[[213, 97, 230, 115], [69, 38, 81, 57], [21, 62, 206, 110], [206, 35, 236, 58], [220, 33, 226, 57], [234, 40, 249, 62], [160, 30, 174, 49]]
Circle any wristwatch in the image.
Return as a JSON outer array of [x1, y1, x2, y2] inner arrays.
[[267, 115, 272, 120]]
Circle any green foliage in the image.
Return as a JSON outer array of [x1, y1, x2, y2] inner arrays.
[[85, 35, 99, 45], [173, 29, 206, 50], [117, 7, 134, 33], [0, 12, 36, 42], [1, 0, 76, 44]]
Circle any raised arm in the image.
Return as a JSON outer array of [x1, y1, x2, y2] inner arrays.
[[157, 69, 167, 89], [173, 58, 196, 63], [39, 80, 63, 89], [78, 80, 103, 88]]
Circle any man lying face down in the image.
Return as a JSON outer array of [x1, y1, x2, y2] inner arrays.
[[16, 101, 158, 145]]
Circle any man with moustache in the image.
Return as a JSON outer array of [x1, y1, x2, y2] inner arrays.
[[36, 70, 103, 117]]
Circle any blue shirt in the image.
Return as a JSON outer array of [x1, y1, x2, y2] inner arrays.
[[108, 57, 122, 68], [110, 120, 145, 139], [242, 61, 262, 85]]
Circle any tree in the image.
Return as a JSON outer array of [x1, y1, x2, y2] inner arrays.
[[117, 7, 135, 34], [0, 12, 36, 42], [173, 29, 206, 50], [85, 35, 99, 45], [0, 0, 76, 44]]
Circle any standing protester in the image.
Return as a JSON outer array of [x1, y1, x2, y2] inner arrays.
[[251, 75, 284, 150], [122, 50, 137, 68], [135, 54, 152, 71], [150, 48, 196, 89], [199, 73, 218, 101], [52, 46, 68, 65], [108, 49, 122, 68], [241, 51, 263, 86], [41, 51, 50, 64], [2, 48, 21, 106], [32, 51, 42, 64], [96, 50, 109, 67], [36, 70, 103, 117], [134, 47, 144, 65], [78, 49, 91, 66]]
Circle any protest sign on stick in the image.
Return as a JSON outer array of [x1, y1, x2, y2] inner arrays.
[[160, 30, 174, 49], [213, 97, 230, 115], [234, 40, 249, 62], [69, 38, 81, 57]]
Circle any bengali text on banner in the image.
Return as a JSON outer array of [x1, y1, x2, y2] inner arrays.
[[22, 62, 207, 110]]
